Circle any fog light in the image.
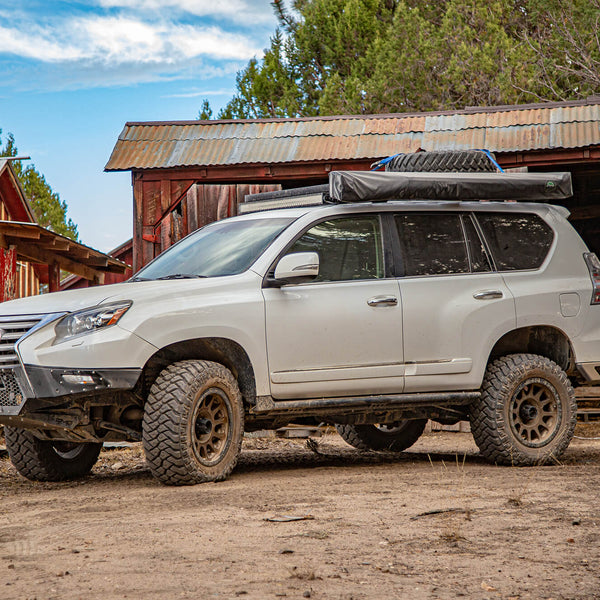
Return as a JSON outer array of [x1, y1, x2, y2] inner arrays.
[[62, 374, 96, 385]]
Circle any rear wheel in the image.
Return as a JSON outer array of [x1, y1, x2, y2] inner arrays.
[[5, 427, 102, 481], [336, 419, 427, 452], [470, 354, 576, 465], [143, 360, 244, 485]]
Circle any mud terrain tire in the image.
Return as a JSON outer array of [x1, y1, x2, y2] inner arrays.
[[336, 419, 427, 452], [143, 360, 244, 485], [470, 354, 576, 466], [385, 150, 498, 173], [5, 427, 102, 481]]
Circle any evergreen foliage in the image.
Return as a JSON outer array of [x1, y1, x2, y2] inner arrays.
[[0, 131, 78, 241], [202, 0, 600, 119]]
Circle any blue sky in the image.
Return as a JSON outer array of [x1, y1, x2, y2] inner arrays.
[[0, 0, 276, 252]]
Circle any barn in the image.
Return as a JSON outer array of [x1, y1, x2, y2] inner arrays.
[[105, 99, 600, 272]]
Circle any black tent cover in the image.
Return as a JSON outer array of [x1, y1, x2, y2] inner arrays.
[[329, 171, 573, 203]]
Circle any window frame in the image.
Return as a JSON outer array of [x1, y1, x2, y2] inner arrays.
[[390, 210, 492, 279], [472, 211, 555, 273], [264, 212, 393, 286]]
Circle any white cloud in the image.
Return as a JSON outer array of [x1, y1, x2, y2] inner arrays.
[[97, 0, 275, 23], [0, 25, 81, 61], [0, 15, 261, 66], [163, 87, 233, 97], [172, 25, 256, 60]]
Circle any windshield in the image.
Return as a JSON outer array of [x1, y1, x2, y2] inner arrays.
[[133, 217, 294, 281]]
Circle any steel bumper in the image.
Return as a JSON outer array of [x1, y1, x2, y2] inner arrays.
[[0, 365, 142, 417]]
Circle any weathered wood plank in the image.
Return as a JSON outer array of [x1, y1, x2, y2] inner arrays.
[[186, 184, 198, 233]]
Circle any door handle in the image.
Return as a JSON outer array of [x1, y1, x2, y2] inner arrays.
[[473, 290, 503, 300], [367, 296, 398, 307]]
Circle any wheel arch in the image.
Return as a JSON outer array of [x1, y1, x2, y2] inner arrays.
[[488, 325, 575, 374], [141, 338, 257, 406]]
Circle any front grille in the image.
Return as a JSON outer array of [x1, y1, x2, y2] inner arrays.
[[0, 370, 23, 407], [0, 315, 44, 368]]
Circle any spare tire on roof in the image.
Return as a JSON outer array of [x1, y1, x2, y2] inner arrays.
[[385, 150, 499, 173]]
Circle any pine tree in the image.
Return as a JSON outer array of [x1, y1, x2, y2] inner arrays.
[[0, 131, 78, 241], [203, 0, 600, 119]]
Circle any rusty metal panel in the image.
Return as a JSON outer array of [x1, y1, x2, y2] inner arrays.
[[551, 121, 600, 149], [484, 124, 550, 152], [362, 117, 426, 135], [106, 100, 600, 172], [355, 133, 424, 157], [425, 114, 471, 133], [420, 128, 486, 151]]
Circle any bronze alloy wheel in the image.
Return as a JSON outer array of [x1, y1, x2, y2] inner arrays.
[[143, 360, 244, 485], [508, 377, 561, 448], [190, 387, 232, 466], [470, 353, 577, 466]]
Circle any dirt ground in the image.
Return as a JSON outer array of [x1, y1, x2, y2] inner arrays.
[[1, 425, 599, 600]]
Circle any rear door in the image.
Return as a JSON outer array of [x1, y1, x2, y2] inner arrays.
[[393, 211, 516, 392], [263, 214, 405, 399]]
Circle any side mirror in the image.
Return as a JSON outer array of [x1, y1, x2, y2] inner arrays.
[[272, 252, 319, 285]]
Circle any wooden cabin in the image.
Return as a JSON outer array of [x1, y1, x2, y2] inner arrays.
[[0, 158, 40, 301]]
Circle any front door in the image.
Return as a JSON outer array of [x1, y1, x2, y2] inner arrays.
[[263, 215, 405, 399]]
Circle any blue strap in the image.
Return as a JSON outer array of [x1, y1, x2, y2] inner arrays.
[[474, 149, 504, 172], [371, 153, 403, 171]]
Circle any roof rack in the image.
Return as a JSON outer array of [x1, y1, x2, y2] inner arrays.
[[239, 170, 573, 214]]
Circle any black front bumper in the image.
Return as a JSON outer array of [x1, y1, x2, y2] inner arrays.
[[0, 365, 142, 418]]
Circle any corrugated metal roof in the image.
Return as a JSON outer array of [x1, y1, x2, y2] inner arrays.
[[106, 99, 600, 171]]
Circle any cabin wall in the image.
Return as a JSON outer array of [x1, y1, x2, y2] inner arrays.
[[0, 199, 40, 299]]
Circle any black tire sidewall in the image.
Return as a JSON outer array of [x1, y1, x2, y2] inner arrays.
[[143, 360, 244, 485], [472, 354, 576, 465], [5, 427, 102, 481], [337, 419, 427, 452]]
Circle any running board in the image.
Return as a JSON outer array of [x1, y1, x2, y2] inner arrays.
[[251, 391, 480, 416]]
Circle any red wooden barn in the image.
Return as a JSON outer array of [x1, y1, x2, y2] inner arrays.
[[105, 99, 600, 273]]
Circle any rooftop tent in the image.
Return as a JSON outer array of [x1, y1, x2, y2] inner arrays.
[[328, 171, 573, 203]]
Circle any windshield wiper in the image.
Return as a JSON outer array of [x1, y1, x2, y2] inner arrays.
[[156, 273, 207, 280], [129, 276, 150, 282]]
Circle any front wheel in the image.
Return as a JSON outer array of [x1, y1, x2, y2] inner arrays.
[[143, 360, 244, 485], [336, 419, 427, 452], [5, 427, 102, 481], [470, 354, 577, 466]]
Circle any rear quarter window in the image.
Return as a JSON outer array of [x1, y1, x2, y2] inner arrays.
[[476, 212, 554, 271]]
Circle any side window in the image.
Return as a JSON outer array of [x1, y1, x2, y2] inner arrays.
[[395, 213, 470, 276], [476, 213, 554, 271], [287, 216, 384, 282]]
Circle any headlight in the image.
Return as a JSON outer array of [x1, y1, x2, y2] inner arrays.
[[54, 301, 132, 344]]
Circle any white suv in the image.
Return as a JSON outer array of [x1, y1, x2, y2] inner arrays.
[[0, 170, 598, 485]]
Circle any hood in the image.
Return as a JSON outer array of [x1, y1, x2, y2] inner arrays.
[[0, 273, 259, 316]]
